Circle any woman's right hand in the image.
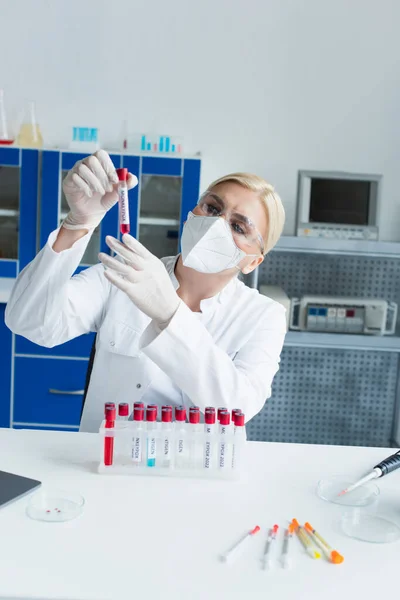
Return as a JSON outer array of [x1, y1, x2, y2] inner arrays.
[[62, 150, 138, 231]]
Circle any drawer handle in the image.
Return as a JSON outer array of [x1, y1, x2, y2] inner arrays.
[[49, 389, 84, 396]]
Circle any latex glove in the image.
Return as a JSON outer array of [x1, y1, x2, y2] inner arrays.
[[62, 150, 138, 230], [98, 234, 181, 326]]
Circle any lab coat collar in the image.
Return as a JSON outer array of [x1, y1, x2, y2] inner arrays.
[[162, 255, 237, 310]]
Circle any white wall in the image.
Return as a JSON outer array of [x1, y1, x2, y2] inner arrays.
[[1, 0, 399, 239]]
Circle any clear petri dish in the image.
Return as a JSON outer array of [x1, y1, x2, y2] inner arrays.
[[26, 488, 84, 522], [317, 475, 379, 507], [341, 511, 400, 543]]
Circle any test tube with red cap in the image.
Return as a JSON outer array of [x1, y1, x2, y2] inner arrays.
[[204, 407, 216, 469], [104, 405, 116, 466], [131, 404, 145, 465], [175, 405, 187, 468], [146, 405, 157, 467], [232, 412, 245, 470], [219, 411, 230, 469], [217, 407, 228, 421], [116, 168, 130, 234], [118, 402, 129, 422], [189, 406, 201, 469], [161, 405, 173, 468]]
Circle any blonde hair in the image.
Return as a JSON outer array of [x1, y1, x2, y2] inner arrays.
[[207, 173, 285, 254]]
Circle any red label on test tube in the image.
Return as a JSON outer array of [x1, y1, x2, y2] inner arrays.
[[116, 168, 130, 235]]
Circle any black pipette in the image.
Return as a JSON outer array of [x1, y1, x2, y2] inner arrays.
[[339, 450, 400, 496]]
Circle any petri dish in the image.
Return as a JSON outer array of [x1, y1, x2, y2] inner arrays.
[[341, 511, 400, 543], [26, 488, 84, 522], [317, 475, 380, 507]]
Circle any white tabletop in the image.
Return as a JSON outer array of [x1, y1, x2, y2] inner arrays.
[[0, 428, 399, 600]]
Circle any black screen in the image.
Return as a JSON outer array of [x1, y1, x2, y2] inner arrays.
[[309, 179, 370, 225]]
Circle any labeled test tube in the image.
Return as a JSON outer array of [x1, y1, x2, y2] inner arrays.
[[204, 407, 216, 469], [131, 405, 145, 465], [175, 406, 187, 468], [217, 407, 227, 422], [219, 412, 230, 469], [146, 405, 157, 467], [161, 405, 173, 468], [189, 406, 201, 468], [232, 412, 245, 470], [116, 167, 130, 235], [104, 405, 116, 466]]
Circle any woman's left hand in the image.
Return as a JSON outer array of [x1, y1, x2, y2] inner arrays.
[[98, 234, 180, 326]]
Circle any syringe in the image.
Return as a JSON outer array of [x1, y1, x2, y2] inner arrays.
[[339, 450, 400, 496]]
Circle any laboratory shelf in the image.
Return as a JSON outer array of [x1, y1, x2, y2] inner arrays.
[[274, 236, 400, 259], [0, 209, 18, 217], [285, 330, 400, 352], [138, 217, 180, 226]]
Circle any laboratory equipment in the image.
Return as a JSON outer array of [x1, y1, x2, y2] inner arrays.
[[220, 526, 260, 563], [232, 412, 246, 470], [26, 488, 84, 522], [160, 405, 173, 468], [231, 408, 241, 423], [175, 405, 187, 468], [304, 522, 344, 564], [204, 407, 216, 469], [340, 510, 400, 544], [317, 475, 380, 507], [339, 450, 400, 496], [291, 519, 321, 559], [290, 295, 397, 336], [0, 470, 41, 509], [280, 525, 294, 569], [296, 170, 381, 240], [146, 405, 157, 467], [259, 285, 291, 330], [104, 405, 116, 466], [262, 524, 279, 570], [16, 101, 43, 148], [118, 402, 129, 421], [217, 407, 228, 421], [131, 405, 145, 465], [116, 167, 130, 235], [140, 133, 183, 154], [70, 126, 99, 151], [98, 403, 246, 479], [0, 90, 13, 145], [219, 412, 230, 469]]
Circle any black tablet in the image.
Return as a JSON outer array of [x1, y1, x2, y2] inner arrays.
[[0, 470, 41, 509]]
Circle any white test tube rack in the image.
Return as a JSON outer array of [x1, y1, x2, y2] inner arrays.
[[98, 420, 246, 480]]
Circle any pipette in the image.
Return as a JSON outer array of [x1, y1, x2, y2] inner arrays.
[[280, 525, 294, 569], [262, 524, 279, 570], [220, 526, 260, 563], [304, 522, 344, 564], [338, 450, 400, 496], [292, 519, 321, 559]]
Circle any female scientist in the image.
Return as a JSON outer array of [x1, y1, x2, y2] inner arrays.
[[5, 150, 286, 432]]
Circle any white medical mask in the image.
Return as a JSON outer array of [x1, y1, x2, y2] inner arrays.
[[181, 212, 257, 274]]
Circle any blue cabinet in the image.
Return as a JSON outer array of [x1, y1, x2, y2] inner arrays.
[[1, 146, 201, 431], [0, 148, 39, 278]]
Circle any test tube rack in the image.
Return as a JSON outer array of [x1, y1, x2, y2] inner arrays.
[[98, 420, 246, 480]]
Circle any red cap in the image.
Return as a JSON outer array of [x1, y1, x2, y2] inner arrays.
[[133, 407, 144, 421], [175, 406, 186, 422], [118, 402, 129, 417], [232, 408, 241, 421], [147, 404, 158, 416], [234, 413, 245, 426], [134, 402, 144, 409], [105, 402, 115, 410], [205, 406, 216, 413], [219, 412, 231, 426], [146, 406, 157, 422], [105, 406, 116, 421], [205, 410, 216, 425], [189, 408, 200, 424], [162, 405, 173, 422], [217, 407, 227, 420], [116, 167, 128, 181]]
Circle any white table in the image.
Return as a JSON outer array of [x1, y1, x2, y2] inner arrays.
[[0, 428, 398, 600]]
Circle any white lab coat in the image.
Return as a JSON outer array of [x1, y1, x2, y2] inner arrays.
[[5, 228, 287, 432]]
